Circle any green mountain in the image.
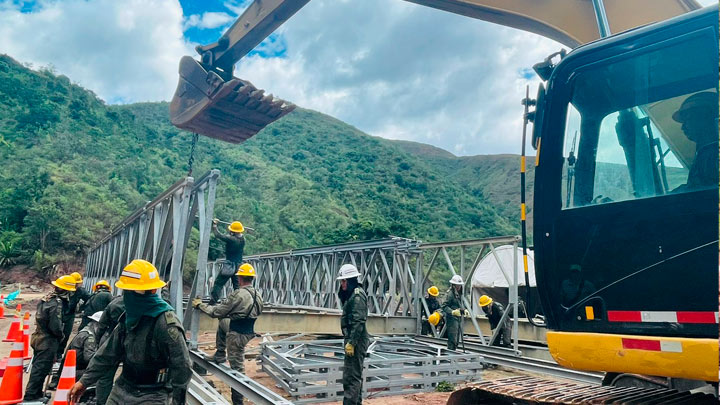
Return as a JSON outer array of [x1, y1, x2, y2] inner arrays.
[[390, 140, 535, 235], [0, 54, 526, 277]]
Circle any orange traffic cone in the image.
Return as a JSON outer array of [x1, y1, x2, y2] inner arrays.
[[0, 356, 7, 378], [52, 349, 76, 405], [0, 296, 4, 318], [22, 312, 31, 360], [2, 305, 21, 342], [0, 330, 24, 404]]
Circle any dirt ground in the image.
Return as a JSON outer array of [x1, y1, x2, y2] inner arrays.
[[195, 331, 549, 405], [2, 302, 550, 405]]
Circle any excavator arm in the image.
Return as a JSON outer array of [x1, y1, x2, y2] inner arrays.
[[170, 0, 701, 142]]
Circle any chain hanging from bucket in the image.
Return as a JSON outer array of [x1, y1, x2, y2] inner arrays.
[[187, 133, 199, 176]]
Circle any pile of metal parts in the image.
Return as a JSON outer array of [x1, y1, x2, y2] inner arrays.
[[260, 336, 485, 403], [447, 377, 719, 404]]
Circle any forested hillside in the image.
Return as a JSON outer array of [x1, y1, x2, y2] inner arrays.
[[0, 54, 527, 275]]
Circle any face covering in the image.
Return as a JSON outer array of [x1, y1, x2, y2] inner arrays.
[[338, 277, 359, 305], [122, 290, 174, 328]]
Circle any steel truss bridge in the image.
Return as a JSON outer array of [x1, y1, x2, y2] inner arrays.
[[84, 170, 599, 404]]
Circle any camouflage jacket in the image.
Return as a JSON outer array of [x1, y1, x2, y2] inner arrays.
[[441, 288, 463, 320], [96, 295, 125, 345], [80, 311, 191, 404], [33, 291, 66, 342], [198, 285, 263, 320], [340, 287, 369, 349], [68, 322, 99, 369], [82, 290, 112, 318]]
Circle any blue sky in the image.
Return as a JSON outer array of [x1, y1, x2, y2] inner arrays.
[[0, 0, 716, 155]]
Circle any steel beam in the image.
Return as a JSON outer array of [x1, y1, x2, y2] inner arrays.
[[189, 350, 294, 405]]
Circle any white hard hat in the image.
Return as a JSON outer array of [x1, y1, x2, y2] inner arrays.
[[89, 311, 104, 323], [449, 275, 464, 285], [337, 264, 361, 280]]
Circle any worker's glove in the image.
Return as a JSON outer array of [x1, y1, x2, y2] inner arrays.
[[464, 309, 471, 317], [212, 218, 219, 225], [344, 342, 355, 357], [451, 309, 461, 317], [192, 298, 203, 308]]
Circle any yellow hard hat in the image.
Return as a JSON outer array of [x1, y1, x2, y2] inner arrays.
[[52, 275, 77, 292], [428, 311, 442, 326], [478, 295, 493, 307], [93, 280, 111, 292], [228, 221, 245, 233], [427, 286, 439, 297], [115, 259, 166, 291], [71, 272, 83, 283], [236, 263, 256, 277]]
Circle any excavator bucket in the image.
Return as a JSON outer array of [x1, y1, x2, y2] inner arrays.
[[169, 56, 296, 144]]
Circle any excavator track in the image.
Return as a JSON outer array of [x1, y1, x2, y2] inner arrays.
[[447, 377, 718, 404]]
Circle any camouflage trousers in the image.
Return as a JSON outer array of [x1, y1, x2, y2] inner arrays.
[[25, 338, 60, 400], [227, 331, 254, 405], [212, 319, 230, 362], [342, 349, 366, 405], [446, 319, 461, 350]]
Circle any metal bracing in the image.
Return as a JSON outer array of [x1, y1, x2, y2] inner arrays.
[[244, 238, 424, 316], [84, 170, 220, 323], [237, 235, 523, 349], [259, 336, 485, 403]]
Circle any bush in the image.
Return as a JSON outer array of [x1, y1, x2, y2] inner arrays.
[[436, 381, 454, 392]]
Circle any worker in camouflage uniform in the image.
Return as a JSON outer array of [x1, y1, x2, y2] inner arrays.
[[24, 275, 76, 401], [78, 280, 113, 331], [58, 271, 92, 360], [69, 259, 191, 405], [479, 295, 512, 347], [441, 275, 468, 350], [94, 293, 126, 405], [421, 286, 442, 335], [337, 264, 369, 405], [209, 219, 246, 304], [193, 263, 263, 405], [48, 310, 103, 390]]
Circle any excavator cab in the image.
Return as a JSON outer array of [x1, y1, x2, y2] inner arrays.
[[532, 5, 719, 382]]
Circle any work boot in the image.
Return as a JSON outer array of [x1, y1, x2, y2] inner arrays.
[[204, 352, 226, 364]]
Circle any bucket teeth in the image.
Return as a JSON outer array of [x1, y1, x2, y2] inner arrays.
[[170, 56, 296, 144]]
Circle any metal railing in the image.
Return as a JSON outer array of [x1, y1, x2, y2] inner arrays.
[[84, 170, 220, 323]]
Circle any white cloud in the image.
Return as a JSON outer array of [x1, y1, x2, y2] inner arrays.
[[234, 0, 561, 155], [0, 0, 194, 103], [0, 0, 711, 155], [184, 11, 234, 30]]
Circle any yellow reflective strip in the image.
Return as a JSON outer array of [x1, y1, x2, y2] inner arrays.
[[585, 306, 595, 320], [523, 255, 528, 273], [521, 203, 526, 221], [520, 156, 526, 173], [535, 138, 542, 166]]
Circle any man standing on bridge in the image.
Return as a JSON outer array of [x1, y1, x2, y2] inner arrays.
[[69, 259, 191, 404], [209, 219, 246, 305], [338, 263, 369, 405], [193, 263, 264, 405], [442, 275, 468, 350]]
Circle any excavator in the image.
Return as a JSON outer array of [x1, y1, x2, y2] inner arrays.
[[170, 0, 719, 403]]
